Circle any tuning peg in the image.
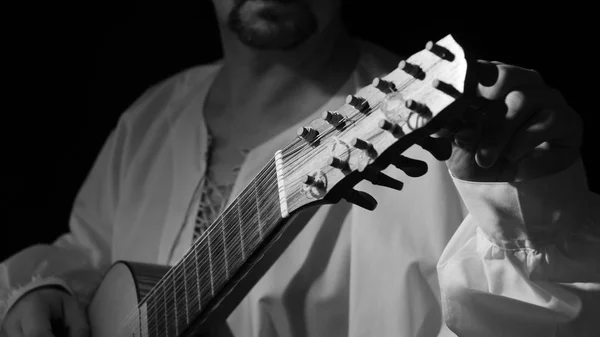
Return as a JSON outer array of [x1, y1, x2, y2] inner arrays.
[[405, 99, 432, 117], [322, 110, 344, 127], [417, 136, 452, 161], [350, 137, 377, 158], [378, 119, 404, 138], [391, 155, 428, 177], [297, 126, 319, 143], [363, 167, 404, 191], [328, 156, 349, 171], [346, 95, 369, 112], [432, 79, 460, 99], [344, 188, 377, 211], [372, 77, 396, 93], [425, 41, 455, 61], [302, 175, 325, 189], [398, 60, 424, 79]]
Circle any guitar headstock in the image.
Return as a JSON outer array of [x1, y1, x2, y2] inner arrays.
[[275, 34, 477, 216]]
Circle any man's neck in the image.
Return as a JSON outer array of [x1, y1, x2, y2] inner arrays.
[[208, 17, 360, 118]]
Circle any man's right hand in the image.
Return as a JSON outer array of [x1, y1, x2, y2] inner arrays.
[[1, 288, 89, 337]]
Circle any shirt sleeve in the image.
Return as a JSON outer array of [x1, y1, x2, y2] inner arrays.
[[0, 121, 125, 324], [437, 158, 600, 337], [0, 79, 165, 324]]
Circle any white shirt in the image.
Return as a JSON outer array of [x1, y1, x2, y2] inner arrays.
[[1, 40, 598, 337]]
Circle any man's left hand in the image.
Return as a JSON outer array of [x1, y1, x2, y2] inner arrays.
[[443, 60, 583, 182]]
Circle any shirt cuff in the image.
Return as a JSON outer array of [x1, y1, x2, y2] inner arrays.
[[0, 275, 75, 325], [450, 158, 594, 248]]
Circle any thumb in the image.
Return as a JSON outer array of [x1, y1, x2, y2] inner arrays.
[[61, 295, 90, 337]]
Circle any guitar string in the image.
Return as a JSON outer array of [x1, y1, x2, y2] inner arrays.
[[119, 207, 281, 337], [118, 57, 449, 334], [123, 168, 288, 334], [117, 168, 281, 335], [121, 115, 400, 336], [118, 103, 372, 335], [124, 102, 413, 336], [276, 56, 448, 185], [136, 88, 382, 332], [119, 190, 280, 335], [120, 86, 411, 336], [130, 95, 383, 335]]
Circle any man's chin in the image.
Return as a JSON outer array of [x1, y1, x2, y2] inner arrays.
[[228, 0, 317, 51], [236, 26, 310, 50]]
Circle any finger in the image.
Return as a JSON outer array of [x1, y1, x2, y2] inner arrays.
[[475, 89, 540, 168], [476, 60, 545, 100], [20, 303, 54, 337], [453, 121, 483, 152], [505, 106, 582, 163], [62, 297, 90, 337]]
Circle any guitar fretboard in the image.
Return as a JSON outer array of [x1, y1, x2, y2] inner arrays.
[[142, 158, 283, 337]]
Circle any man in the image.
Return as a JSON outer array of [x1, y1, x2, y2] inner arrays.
[[1, 0, 598, 336]]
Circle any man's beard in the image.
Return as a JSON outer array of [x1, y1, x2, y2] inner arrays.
[[227, 0, 318, 50]]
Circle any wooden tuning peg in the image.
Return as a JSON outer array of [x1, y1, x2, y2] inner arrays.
[[322, 110, 344, 127], [351, 137, 377, 158], [302, 175, 325, 189], [425, 41, 455, 61], [328, 156, 349, 171], [297, 126, 319, 143], [378, 119, 404, 138], [405, 99, 432, 118], [432, 79, 461, 99], [398, 60, 425, 80], [344, 188, 377, 211], [346, 95, 369, 112], [391, 155, 428, 177], [372, 77, 396, 93]]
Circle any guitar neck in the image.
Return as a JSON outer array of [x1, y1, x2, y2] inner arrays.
[[141, 157, 299, 336], [137, 33, 473, 337]]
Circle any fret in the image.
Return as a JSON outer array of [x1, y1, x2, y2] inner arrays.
[[146, 293, 159, 337], [154, 283, 168, 337], [205, 234, 216, 296], [164, 274, 178, 336], [174, 260, 190, 330], [253, 180, 264, 240], [208, 222, 228, 293], [236, 199, 246, 260], [239, 185, 261, 254], [223, 202, 244, 273], [182, 253, 198, 320], [219, 216, 230, 279], [195, 238, 214, 314], [193, 241, 202, 311], [140, 160, 283, 337], [254, 170, 279, 236]]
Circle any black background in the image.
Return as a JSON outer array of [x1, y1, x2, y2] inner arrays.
[[3, 2, 598, 261]]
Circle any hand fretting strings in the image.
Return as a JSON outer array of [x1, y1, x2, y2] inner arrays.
[[117, 56, 445, 336]]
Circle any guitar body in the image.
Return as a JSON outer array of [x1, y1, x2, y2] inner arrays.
[[88, 261, 169, 337]]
